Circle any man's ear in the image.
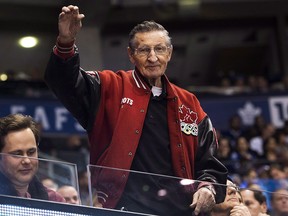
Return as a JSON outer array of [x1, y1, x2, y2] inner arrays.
[[127, 47, 135, 64], [261, 202, 268, 213], [167, 45, 173, 61]]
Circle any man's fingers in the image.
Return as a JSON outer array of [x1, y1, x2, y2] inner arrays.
[[66, 5, 78, 11], [59, 5, 85, 22], [61, 6, 72, 13], [61, 5, 80, 15], [78, 14, 85, 20], [190, 187, 216, 215], [190, 192, 201, 215], [59, 12, 65, 19], [73, 6, 80, 14]]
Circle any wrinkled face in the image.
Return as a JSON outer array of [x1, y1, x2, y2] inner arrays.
[[57, 186, 80, 205], [128, 31, 172, 87], [272, 189, 288, 214], [0, 128, 38, 188], [241, 190, 266, 216], [213, 180, 242, 211]]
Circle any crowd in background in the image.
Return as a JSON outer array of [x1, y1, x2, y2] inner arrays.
[[36, 109, 288, 212], [2, 71, 288, 215], [217, 113, 288, 181], [2, 70, 288, 98]]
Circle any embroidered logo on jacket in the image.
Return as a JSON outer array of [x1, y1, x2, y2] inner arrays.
[[179, 104, 198, 136], [121, 97, 133, 106]]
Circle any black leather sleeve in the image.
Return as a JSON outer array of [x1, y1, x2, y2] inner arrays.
[[44, 51, 101, 132], [194, 116, 228, 203]]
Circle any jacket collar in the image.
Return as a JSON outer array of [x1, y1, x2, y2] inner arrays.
[[133, 68, 178, 99], [132, 69, 149, 90]]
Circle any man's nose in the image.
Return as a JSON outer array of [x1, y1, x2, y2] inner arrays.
[[147, 51, 158, 62], [227, 187, 237, 195], [21, 156, 31, 164]]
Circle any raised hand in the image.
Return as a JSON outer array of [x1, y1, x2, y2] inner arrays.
[[58, 5, 85, 44]]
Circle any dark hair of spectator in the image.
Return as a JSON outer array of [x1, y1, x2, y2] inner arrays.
[[0, 114, 40, 152]]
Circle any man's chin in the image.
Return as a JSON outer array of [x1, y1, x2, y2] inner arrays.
[[17, 176, 34, 185]]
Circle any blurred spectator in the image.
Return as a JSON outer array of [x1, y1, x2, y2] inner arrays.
[[241, 169, 259, 188], [57, 185, 80, 205], [256, 75, 270, 93], [215, 136, 234, 173], [268, 164, 288, 192], [245, 75, 270, 93], [245, 114, 267, 140], [270, 188, 288, 216], [275, 131, 288, 155], [247, 75, 258, 92], [53, 135, 89, 172], [262, 137, 281, 164], [209, 179, 251, 216], [222, 114, 245, 148], [229, 174, 243, 187], [282, 164, 288, 178], [282, 120, 288, 135], [257, 165, 271, 180], [231, 136, 260, 175], [250, 123, 276, 157], [220, 76, 232, 87], [247, 183, 262, 191], [216, 137, 233, 160], [271, 75, 288, 92], [234, 75, 249, 93], [277, 120, 288, 147], [269, 164, 287, 181], [240, 166, 272, 190], [240, 189, 270, 216]]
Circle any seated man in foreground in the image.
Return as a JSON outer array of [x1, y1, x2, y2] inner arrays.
[[0, 113, 65, 202]]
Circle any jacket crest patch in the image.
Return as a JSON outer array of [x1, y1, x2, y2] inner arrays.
[[179, 104, 198, 136]]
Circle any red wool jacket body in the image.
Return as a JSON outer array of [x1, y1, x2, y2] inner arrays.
[[45, 48, 227, 208]]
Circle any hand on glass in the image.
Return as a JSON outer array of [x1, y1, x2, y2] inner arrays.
[[58, 5, 85, 44], [190, 187, 216, 215]]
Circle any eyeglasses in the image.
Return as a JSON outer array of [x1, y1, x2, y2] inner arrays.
[[133, 45, 171, 57]]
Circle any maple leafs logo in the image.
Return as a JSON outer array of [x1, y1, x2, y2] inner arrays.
[[179, 104, 198, 124], [179, 104, 198, 136], [238, 101, 261, 126]]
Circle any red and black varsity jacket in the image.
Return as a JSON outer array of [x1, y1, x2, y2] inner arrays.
[[45, 47, 228, 208]]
